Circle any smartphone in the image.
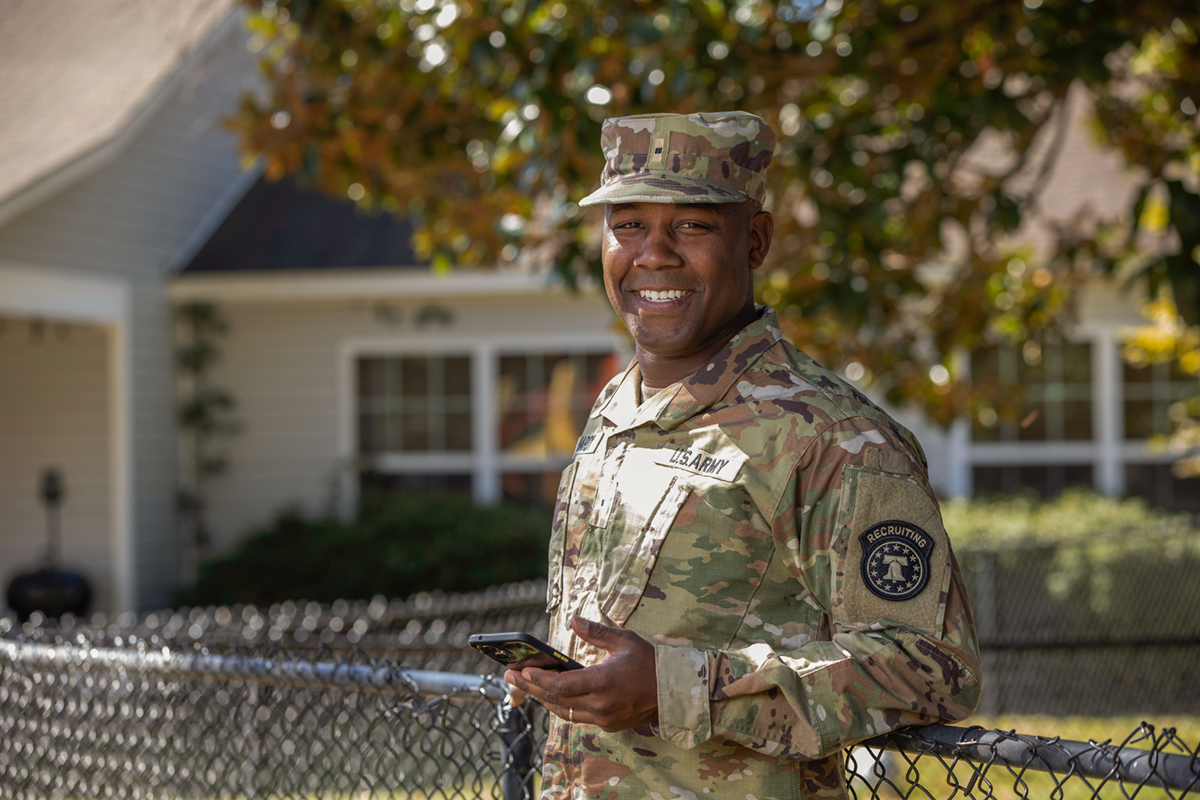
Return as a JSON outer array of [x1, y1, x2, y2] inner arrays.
[[467, 632, 584, 671]]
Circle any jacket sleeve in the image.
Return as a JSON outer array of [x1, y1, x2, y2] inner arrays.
[[652, 417, 982, 759]]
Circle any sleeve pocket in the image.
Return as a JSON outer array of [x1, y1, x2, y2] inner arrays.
[[835, 467, 951, 635]]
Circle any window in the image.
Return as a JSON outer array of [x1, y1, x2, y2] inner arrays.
[[1124, 463, 1200, 513], [971, 338, 1093, 443], [1123, 360, 1196, 440], [498, 353, 616, 457], [357, 355, 472, 455], [498, 352, 620, 511], [972, 464, 1094, 498], [352, 347, 621, 510]]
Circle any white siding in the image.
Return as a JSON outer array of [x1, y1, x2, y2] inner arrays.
[[201, 291, 621, 555], [0, 14, 257, 610], [0, 319, 115, 610]]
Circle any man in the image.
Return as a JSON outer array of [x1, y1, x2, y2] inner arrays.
[[506, 111, 981, 799]]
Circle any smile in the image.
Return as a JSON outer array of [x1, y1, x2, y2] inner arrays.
[[637, 289, 688, 302]]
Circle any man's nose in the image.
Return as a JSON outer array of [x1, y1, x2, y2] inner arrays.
[[633, 227, 684, 269]]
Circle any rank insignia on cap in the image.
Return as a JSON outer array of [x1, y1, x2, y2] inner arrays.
[[859, 520, 934, 601]]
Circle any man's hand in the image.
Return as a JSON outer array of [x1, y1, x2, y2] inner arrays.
[[503, 616, 658, 732]]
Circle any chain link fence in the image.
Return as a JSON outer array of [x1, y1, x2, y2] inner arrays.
[[959, 542, 1200, 716], [3, 601, 1200, 799]]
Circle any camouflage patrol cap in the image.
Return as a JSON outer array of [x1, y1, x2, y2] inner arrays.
[[579, 111, 776, 207]]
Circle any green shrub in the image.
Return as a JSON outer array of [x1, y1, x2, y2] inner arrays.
[[177, 494, 552, 607], [942, 489, 1198, 552]]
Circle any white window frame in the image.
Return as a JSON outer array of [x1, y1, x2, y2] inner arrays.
[[956, 324, 1184, 499], [338, 332, 624, 513]]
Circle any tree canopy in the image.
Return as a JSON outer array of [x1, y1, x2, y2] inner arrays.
[[230, 0, 1200, 451]]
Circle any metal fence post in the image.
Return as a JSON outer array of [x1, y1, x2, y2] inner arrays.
[[498, 701, 534, 800]]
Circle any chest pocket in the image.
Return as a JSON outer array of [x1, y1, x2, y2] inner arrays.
[[597, 476, 691, 625], [623, 493, 775, 648]]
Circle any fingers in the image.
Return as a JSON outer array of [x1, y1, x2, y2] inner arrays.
[[503, 633, 659, 732], [505, 667, 580, 714], [503, 670, 527, 707], [507, 668, 589, 726], [571, 615, 631, 652]]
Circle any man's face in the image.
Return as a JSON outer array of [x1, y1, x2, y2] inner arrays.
[[602, 201, 772, 365]]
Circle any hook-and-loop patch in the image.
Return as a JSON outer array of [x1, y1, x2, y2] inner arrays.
[[858, 520, 934, 601]]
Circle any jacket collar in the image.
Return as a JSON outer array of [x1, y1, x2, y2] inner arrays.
[[597, 306, 783, 432]]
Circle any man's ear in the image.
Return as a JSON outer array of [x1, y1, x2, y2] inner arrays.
[[747, 210, 774, 271]]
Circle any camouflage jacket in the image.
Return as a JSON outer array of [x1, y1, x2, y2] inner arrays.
[[541, 307, 981, 799]]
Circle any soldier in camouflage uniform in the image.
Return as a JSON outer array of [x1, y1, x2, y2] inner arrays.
[[505, 112, 981, 799]]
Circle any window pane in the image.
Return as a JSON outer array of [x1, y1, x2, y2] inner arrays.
[[500, 409, 531, 452], [385, 410, 405, 451], [356, 354, 473, 455], [499, 356, 527, 394], [971, 409, 1002, 443], [972, 466, 1005, 496], [1059, 464, 1094, 492], [499, 350, 619, 457], [1124, 361, 1152, 384], [1122, 355, 1196, 441], [971, 338, 1093, 443], [445, 356, 471, 395], [360, 471, 473, 501], [1015, 465, 1049, 495], [501, 470, 565, 513], [971, 346, 1000, 383], [401, 357, 428, 397], [1124, 400, 1156, 439], [445, 411, 473, 451], [1061, 400, 1093, 441], [1168, 359, 1196, 382], [974, 464, 1093, 499], [1016, 404, 1046, 441], [1125, 463, 1200, 513], [358, 358, 387, 398], [1061, 342, 1092, 384], [402, 413, 430, 452], [1016, 347, 1044, 385]]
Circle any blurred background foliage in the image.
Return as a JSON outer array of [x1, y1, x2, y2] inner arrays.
[[944, 488, 1198, 618], [229, 0, 1200, 462]]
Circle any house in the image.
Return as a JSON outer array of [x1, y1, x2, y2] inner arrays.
[[0, 0, 253, 612], [1, 3, 1193, 614]]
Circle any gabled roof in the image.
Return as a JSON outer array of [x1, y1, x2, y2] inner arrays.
[[0, 0, 238, 224], [181, 174, 420, 273]]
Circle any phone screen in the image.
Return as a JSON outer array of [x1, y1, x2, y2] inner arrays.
[[494, 642, 565, 671]]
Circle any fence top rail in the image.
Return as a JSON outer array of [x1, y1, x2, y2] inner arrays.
[[872, 723, 1200, 793], [0, 639, 508, 702]]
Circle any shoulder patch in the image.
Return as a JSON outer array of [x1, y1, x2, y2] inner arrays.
[[858, 520, 933, 601]]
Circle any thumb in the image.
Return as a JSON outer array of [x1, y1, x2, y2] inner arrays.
[[571, 615, 626, 652]]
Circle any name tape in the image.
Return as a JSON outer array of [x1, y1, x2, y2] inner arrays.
[[574, 433, 603, 456], [653, 447, 745, 482]]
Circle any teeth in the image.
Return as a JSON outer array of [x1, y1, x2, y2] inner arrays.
[[639, 289, 686, 302]]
